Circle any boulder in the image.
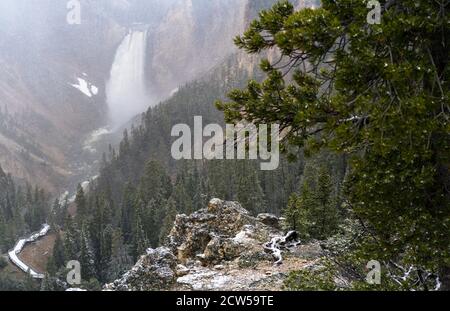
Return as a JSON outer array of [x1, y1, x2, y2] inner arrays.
[[105, 247, 176, 291], [105, 198, 314, 291], [257, 213, 280, 229], [168, 199, 260, 264], [175, 264, 190, 277], [202, 235, 242, 265]]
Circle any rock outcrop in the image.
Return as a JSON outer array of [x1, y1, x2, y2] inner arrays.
[[106, 199, 323, 291], [110, 247, 177, 291]]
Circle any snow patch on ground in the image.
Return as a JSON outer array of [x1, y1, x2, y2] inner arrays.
[[70, 77, 99, 98], [175, 264, 279, 291], [263, 231, 301, 265], [177, 266, 233, 290], [91, 85, 99, 95], [59, 191, 70, 205], [233, 225, 256, 245], [170, 87, 179, 97], [65, 177, 97, 204], [83, 127, 111, 153], [66, 288, 87, 291]]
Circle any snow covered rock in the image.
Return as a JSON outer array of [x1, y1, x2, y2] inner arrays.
[[106, 199, 322, 291], [105, 247, 177, 291], [257, 213, 280, 229], [202, 235, 242, 265], [167, 199, 268, 265], [70, 76, 99, 98], [175, 264, 190, 277], [263, 231, 301, 265]]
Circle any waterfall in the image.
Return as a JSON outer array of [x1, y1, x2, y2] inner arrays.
[[106, 29, 150, 130]]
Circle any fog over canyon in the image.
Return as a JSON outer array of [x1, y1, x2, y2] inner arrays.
[[0, 0, 254, 193]]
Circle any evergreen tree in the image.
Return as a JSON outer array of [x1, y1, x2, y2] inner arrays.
[[64, 216, 79, 261], [40, 274, 55, 292], [0, 214, 7, 253], [294, 180, 315, 239], [46, 257, 57, 278], [98, 225, 113, 282], [171, 178, 193, 214], [311, 166, 339, 239], [52, 232, 66, 270], [120, 183, 136, 243], [139, 160, 172, 204], [1, 166, 51, 253], [141, 199, 157, 247], [119, 129, 130, 156], [131, 212, 149, 260], [235, 161, 267, 215], [283, 164, 339, 240], [107, 229, 132, 282], [23, 269, 38, 291], [283, 193, 299, 231], [75, 184, 87, 222], [159, 198, 177, 244], [55, 197, 68, 228], [217, 0, 450, 289], [79, 224, 96, 281]]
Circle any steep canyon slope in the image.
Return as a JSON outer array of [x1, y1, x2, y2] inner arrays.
[[0, 0, 270, 192]]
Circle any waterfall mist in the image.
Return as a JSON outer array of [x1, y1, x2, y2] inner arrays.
[[106, 29, 151, 130]]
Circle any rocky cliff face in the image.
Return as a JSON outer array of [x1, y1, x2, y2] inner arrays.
[[0, 0, 127, 191], [143, 0, 311, 100], [144, 0, 248, 99], [0, 0, 319, 192], [0, 0, 277, 192], [106, 199, 323, 291]]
